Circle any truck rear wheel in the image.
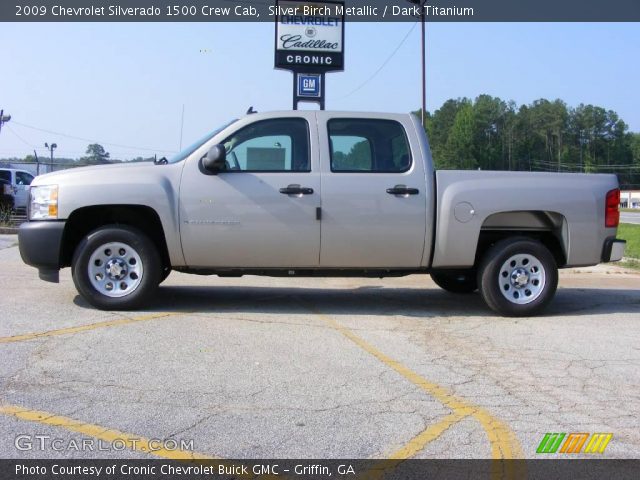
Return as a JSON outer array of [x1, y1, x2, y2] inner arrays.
[[478, 238, 558, 317], [430, 270, 477, 293], [72, 225, 160, 310]]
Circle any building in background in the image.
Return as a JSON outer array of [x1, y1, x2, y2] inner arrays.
[[621, 190, 640, 209]]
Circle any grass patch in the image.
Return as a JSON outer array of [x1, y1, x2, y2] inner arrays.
[[620, 259, 640, 270], [617, 223, 640, 269], [621, 208, 640, 213], [618, 224, 640, 258], [0, 205, 13, 227]]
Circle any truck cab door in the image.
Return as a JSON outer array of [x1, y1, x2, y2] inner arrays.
[[14, 171, 34, 210], [317, 113, 428, 268], [179, 114, 321, 268]]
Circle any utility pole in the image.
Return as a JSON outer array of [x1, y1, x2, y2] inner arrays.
[[33, 150, 40, 175], [45, 142, 57, 171], [407, 0, 427, 128], [0, 109, 11, 134]]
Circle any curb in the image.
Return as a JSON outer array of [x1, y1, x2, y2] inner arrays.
[[0, 227, 18, 234]]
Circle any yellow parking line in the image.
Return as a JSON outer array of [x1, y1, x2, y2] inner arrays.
[[310, 308, 524, 462], [387, 412, 469, 459], [0, 312, 182, 344], [0, 404, 215, 460]]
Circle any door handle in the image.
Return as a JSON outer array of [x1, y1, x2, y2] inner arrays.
[[386, 185, 419, 195], [279, 184, 314, 195]]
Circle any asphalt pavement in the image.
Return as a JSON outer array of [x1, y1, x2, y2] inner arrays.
[[621, 211, 640, 225], [1, 237, 639, 460]]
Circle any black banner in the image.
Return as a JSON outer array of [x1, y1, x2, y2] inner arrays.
[[3, 0, 640, 22], [275, 51, 344, 72], [2, 459, 640, 480]]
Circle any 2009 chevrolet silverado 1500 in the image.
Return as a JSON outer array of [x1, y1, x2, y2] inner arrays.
[[18, 111, 626, 316]]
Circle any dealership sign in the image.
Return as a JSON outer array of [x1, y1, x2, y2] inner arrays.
[[297, 74, 322, 97], [274, 0, 345, 73]]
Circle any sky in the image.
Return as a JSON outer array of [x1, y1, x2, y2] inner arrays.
[[1, 21, 639, 161]]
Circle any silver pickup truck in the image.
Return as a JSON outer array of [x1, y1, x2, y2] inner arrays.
[[18, 111, 626, 316]]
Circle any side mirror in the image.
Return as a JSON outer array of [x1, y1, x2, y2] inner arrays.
[[202, 144, 227, 173]]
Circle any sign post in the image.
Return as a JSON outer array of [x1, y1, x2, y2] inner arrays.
[[274, 0, 345, 110], [295, 73, 324, 108]]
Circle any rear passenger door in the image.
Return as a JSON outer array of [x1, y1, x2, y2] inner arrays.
[[318, 114, 427, 268]]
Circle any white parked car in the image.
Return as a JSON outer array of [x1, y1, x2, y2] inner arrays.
[[0, 168, 35, 211]]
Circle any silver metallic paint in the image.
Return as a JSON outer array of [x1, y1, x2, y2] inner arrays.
[[30, 111, 621, 271]]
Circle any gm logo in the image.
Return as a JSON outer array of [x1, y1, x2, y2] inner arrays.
[[297, 74, 321, 97], [536, 433, 612, 454]]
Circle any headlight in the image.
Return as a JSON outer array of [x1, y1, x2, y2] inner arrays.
[[30, 185, 58, 220]]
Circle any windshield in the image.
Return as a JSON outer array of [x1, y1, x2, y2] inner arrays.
[[166, 119, 238, 164]]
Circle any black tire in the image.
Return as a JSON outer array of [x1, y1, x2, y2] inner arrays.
[[431, 270, 478, 293], [478, 237, 558, 317], [72, 225, 161, 310]]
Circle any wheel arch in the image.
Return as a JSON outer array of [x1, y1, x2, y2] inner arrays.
[[61, 205, 171, 271], [475, 210, 568, 268]]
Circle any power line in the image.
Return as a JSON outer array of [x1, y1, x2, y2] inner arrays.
[[4, 124, 37, 148], [10, 121, 177, 153], [532, 159, 640, 170], [334, 22, 418, 100], [1, 150, 89, 156]]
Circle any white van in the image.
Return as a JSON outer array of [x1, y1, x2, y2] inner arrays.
[[0, 168, 35, 211]]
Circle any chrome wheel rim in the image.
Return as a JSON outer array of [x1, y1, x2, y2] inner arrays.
[[88, 242, 143, 298], [498, 253, 546, 305]]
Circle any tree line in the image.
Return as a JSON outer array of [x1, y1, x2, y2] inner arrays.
[[3, 96, 640, 187], [416, 95, 640, 188], [1, 143, 154, 168]]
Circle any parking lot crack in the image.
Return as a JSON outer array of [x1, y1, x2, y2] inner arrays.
[[167, 414, 215, 438]]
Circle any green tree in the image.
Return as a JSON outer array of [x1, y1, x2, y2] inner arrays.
[[501, 101, 518, 170], [525, 99, 568, 170], [82, 144, 110, 164], [472, 94, 511, 170], [415, 95, 639, 188], [428, 98, 470, 168], [446, 103, 477, 169], [631, 133, 640, 164]]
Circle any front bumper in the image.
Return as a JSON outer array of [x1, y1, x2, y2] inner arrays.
[[602, 237, 626, 263], [18, 221, 66, 282]]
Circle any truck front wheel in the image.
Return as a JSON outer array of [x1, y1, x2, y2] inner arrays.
[[478, 238, 558, 317], [430, 270, 477, 293], [72, 225, 161, 310]]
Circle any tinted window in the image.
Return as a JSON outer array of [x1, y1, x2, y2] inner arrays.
[[329, 119, 411, 173], [16, 172, 34, 185], [330, 136, 372, 171], [0, 170, 10, 182], [221, 118, 310, 172]]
